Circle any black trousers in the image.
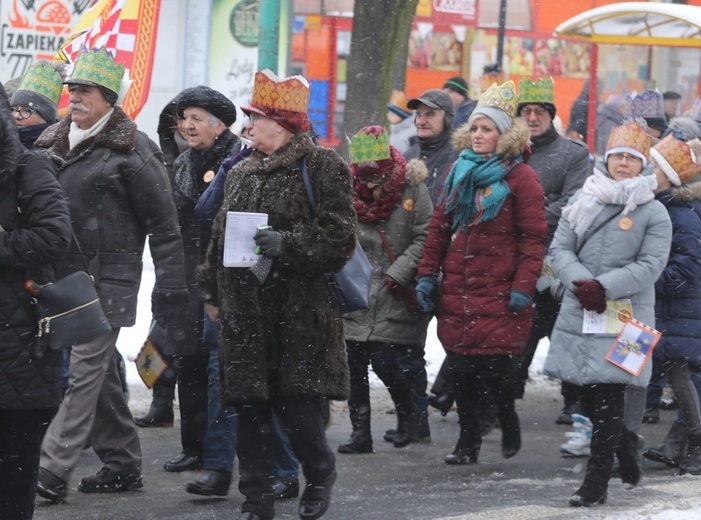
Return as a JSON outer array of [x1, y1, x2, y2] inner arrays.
[[448, 352, 516, 450], [346, 340, 412, 409], [0, 408, 53, 520], [237, 398, 335, 519], [577, 383, 627, 490], [175, 353, 209, 457]]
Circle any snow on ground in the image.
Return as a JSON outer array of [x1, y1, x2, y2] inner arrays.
[[119, 253, 701, 519]]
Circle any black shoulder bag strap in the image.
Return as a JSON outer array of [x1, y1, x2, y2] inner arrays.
[[299, 156, 316, 211], [575, 207, 624, 256]]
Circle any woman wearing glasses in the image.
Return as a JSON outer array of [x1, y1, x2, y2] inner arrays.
[[544, 121, 672, 507]]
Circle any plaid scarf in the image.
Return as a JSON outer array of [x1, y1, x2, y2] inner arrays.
[[440, 148, 521, 229]]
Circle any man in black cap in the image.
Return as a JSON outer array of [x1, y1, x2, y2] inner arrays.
[[663, 91, 682, 121], [391, 89, 457, 447], [160, 86, 241, 476], [35, 47, 189, 500], [443, 76, 476, 130]]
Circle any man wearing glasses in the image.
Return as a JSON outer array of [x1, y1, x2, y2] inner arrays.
[[512, 78, 592, 424]]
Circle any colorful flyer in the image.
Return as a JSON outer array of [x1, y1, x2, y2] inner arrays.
[[605, 318, 661, 376], [582, 299, 633, 334], [135, 337, 169, 389]]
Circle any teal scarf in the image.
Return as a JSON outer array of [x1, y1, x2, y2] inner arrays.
[[440, 148, 521, 229]]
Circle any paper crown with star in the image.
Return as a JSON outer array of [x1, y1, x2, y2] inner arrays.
[[606, 121, 652, 161], [476, 80, 519, 119], [250, 69, 310, 114], [518, 77, 554, 105], [67, 47, 125, 95], [626, 89, 665, 119], [16, 62, 64, 106], [688, 98, 701, 123], [650, 134, 701, 186], [348, 126, 391, 164]]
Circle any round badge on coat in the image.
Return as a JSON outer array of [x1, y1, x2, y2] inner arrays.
[[618, 217, 633, 231], [203, 170, 215, 183], [403, 199, 414, 211]]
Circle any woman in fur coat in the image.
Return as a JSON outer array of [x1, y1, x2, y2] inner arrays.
[[416, 81, 547, 466], [338, 126, 433, 454], [196, 71, 355, 520]]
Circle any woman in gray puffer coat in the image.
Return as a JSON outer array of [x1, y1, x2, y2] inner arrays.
[[338, 126, 432, 454], [544, 121, 672, 507]]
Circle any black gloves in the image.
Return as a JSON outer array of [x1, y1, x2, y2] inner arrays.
[[254, 228, 283, 257]]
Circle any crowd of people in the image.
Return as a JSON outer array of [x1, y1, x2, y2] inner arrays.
[[3, 46, 701, 520]]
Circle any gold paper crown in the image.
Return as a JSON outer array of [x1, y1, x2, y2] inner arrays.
[[606, 121, 652, 160], [348, 127, 391, 164], [69, 47, 125, 95], [388, 90, 411, 113], [518, 77, 554, 105], [251, 69, 310, 114], [651, 135, 701, 185], [17, 63, 64, 105], [477, 81, 518, 119]]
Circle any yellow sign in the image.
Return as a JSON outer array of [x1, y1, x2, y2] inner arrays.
[[305, 15, 321, 30], [135, 338, 169, 389], [416, 0, 432, 17]]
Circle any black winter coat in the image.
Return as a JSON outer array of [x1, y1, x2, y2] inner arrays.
[[197, 133, 355, 403], [34, 107, 189, 327], [653, 183, 701, 370], [0, 90, 71, 409], [404, 130, 458, 205]]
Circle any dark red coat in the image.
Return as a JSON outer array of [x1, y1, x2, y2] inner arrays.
[[417, 119, 546, 355]]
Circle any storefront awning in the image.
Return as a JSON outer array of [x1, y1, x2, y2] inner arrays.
[[554, 2, 701, 47]]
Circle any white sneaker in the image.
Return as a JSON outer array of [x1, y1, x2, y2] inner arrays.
[[560, 414, 592, 457]]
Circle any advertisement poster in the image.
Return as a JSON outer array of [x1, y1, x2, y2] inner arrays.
[[0, 0, 88, 80], [534, 39, 591, 78], [208, 0, 259, 130], [407, 29, 462, 70]]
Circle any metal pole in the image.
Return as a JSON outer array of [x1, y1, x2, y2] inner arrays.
[[259, 0, 280, 73], [495, 0, 507, 72]]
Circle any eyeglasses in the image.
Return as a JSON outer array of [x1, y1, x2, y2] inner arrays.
[[520, 107, 548, 117], [608, 152, 642, 164], [414, 109, 443, 121], [11, 106, 36, 120]]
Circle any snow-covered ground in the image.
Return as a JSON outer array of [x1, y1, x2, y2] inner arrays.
[[118, 253, 701, 519]]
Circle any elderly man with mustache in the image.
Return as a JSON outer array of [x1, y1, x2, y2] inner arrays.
[[33, 47, 188, 502]]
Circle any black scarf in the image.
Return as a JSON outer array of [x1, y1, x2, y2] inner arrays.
[[18, 121, 54, 150], [529, 124, 559, 152], [173, 130, 239, 202]]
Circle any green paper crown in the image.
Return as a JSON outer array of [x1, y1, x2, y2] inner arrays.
[[17, 63, 64, 105], [69, 47, 124, 94], [518, 77, 554, 105], [348, 128, 391, 164]]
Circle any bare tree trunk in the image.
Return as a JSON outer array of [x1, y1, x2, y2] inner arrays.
[[341, 0, 418, 159]]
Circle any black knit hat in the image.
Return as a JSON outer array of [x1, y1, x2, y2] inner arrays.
[[443, 76, 468, 97], [176, 86, 237, 127]]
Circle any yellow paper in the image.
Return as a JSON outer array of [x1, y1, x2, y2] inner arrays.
[[134, 338, 168, 389], [583, 299, 633, 334]]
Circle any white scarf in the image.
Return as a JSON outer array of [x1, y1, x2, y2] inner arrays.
[[68, 108, 114, 150], [563, 164, 656, 237]]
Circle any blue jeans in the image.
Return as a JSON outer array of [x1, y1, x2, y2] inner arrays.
[[202, 314, 299, 479], [674, 370, 701, 426]]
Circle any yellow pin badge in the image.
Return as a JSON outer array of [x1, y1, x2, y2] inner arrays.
[[203, 170, 215, 183], [619, 217, 633, 231]]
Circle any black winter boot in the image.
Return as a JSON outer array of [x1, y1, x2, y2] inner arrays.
[[643, 422, 688, 467], [393, 401, 419, 448], [134, 386, 174, 428], [429, 358, 454, 416], [500, 409, 521, 459], [445, 405, 481, 464], [616, 429, 642, 489], [568, 480, 607, 507], [680, 434, 701, 475], [337, 403, 373, 454]]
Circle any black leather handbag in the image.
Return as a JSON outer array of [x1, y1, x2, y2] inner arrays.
[[27, 232, 112, 351]]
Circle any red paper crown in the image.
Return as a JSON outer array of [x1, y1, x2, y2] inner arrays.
[[606, 121, 651, 160], [651, 135, 701, 185]]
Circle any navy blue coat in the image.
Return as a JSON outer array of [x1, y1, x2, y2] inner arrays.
[[653, 183, 701, 370]]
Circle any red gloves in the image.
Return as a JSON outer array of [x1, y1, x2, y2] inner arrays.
[[384, 277, 405, 299], [572, 279, 607, 314]]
